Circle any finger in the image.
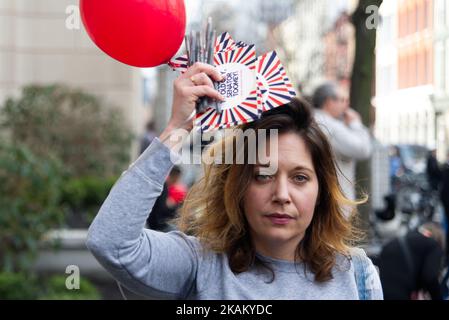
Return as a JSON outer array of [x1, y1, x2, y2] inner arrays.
[[183, 62, 223, 82], [190, 72, 215, 88], [190, 85, 225, 102]]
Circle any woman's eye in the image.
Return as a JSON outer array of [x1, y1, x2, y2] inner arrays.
[[255, 174, 272, 182], [293, 175, 308, 183]]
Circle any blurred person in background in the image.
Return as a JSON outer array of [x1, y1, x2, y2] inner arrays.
[[140, 120, 177, 232], [166, 165, 187, 209], [146, 183, 177, 232], [426, 148, 442, 192], [377, 222, 445, 300], [440, 151, 449, 263], [139, 121, 157, 155], [389, 146, 404, 192], [312, 82, 372, 202], [146, 166, 186, 232]]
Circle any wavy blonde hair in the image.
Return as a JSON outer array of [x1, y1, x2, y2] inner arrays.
[[177, 97, 365, 282]]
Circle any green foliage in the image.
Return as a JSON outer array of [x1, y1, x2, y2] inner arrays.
[[0, 84, 131, 223], [0, 84, 133, 178], [0, 272, 101, 300], [0, 273, 39, 299], [61, 175, 117, 227], [39, 275, 101, 300], [0, 83, 130, 296], [61, 176, 117, 210], [0, 143, 64, 272]]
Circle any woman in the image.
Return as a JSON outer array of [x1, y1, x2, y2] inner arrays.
[[86, 63, 383, 299]]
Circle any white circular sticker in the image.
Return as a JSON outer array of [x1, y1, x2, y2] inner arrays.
[[215, 63, 255, 110]]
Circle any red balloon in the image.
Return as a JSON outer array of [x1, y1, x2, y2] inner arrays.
[[80, 0, 186, 67]]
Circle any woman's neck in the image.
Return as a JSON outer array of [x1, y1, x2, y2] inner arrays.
[[253, 240, 300, 262]]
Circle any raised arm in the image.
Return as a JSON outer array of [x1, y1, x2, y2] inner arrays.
[[86, 63, 224, 299]]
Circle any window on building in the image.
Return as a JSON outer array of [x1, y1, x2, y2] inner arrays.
[[418, 50, 424, 85], [420, 0, 426, 30], [405, 53, 411, 88], [445, 40, 449, 92], [413, 52, 418, 86], [446, 0, 449, 26], [416, 1, 421, 31], [435, 41, 445, 90], [423, 1, 429, 29], [415, 3, 418, 32], [400, 5, 409, 37], [423, 48, 428, 85], [423, 0, 433, 30], [436, 0, 445, 28], [402, 55, 409, 88], [426, 46, 435, 84], [382, 65, 394, 94], [408, 6, 414, 35], [380, 15, 393, 44]]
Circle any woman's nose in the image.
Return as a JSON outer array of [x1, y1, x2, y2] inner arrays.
[[271, 177, 291, 204]]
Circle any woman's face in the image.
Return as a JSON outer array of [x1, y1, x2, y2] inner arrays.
[[242, 132, 319, 257]]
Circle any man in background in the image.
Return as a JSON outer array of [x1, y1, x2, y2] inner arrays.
[[312, 82, 372, 201], [426, 148, 442, 191]]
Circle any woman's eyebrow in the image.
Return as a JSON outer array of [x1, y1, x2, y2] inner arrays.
[[292, 166, 315, 174], [255, 164, 315, 173]]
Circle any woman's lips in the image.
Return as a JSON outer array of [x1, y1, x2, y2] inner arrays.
[[264, 213, 294, 225]]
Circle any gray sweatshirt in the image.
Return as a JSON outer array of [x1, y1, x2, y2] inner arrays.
[[86, 138, 383, 300], [314, 110, 372, 201]]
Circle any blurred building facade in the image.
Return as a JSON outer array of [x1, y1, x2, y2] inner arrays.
[[0, 0, 146, 158], [375, 0, 436, 152], [233, 0, 295, 53], [274, 0, 356, 95], [323, 12, 355, 94], [275, 0, 330, 94]]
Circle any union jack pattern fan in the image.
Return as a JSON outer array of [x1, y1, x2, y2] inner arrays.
[[257, 51, 296, 114], [197, 44, 258, 130], [169, 32, 296, 131]]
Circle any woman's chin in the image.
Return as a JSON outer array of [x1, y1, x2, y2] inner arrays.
[[262, 229, 299, 244]]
